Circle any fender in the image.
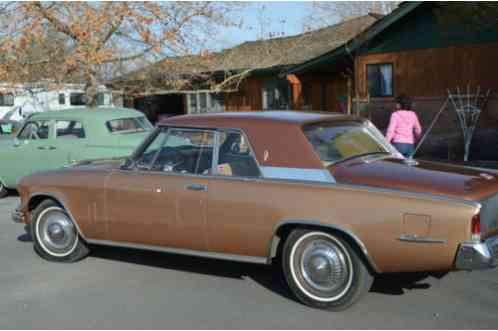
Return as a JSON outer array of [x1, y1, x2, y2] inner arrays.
[[27, 192, 88, 241], [267, 220, 381, 273]]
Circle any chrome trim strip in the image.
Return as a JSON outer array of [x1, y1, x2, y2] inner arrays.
[[27, 192, 88, 241], [115, 167, 480, 209], [260, 167, 336, 183], [267, 220, 381, 273], [87, 239, 267, 265], [398, 234, 446, 244]]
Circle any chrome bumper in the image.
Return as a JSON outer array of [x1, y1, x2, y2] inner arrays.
[[455, 236, 498, 270], [11, 206, 25, 224]]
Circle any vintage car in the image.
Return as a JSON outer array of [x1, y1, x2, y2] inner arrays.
[[0, 107, 152, 198], [13, 111, 498, 310]]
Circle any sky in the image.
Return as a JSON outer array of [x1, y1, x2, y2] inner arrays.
[[214, 2, 316, 49]]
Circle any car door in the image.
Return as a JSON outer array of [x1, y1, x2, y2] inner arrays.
[[52, 119, 88, 166], [105, 127, 215, 251], [0, 119, 55, 187], [205, 129, 274, 258]]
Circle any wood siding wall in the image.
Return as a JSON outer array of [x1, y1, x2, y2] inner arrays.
[[225, 73, 349, 113], [356, 41, 498, 99]]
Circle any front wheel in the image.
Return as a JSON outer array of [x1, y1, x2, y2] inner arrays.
[[282, 229, 373, 311], [31, 200, 89, 262]]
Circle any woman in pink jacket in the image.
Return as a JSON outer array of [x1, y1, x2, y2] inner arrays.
[[385, 95, 422, 158]]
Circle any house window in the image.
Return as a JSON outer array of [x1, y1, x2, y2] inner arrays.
[[58, 93, 65, 105], [96, 92, 112, 106], [262, 79, 291, 110], [0, 93, 14, 106], [367, 63, 393, 97], [70, 93, 86, 105], [188, 94, 197, 113], [211, 93, 224, 112], [187, 92, 224, 114], [199, 93, 207, 112]]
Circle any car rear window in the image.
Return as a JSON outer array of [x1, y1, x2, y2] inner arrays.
[[105, 116, 152, 133]]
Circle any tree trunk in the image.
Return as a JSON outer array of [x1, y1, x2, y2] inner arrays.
[[85, 72, 98, 108]]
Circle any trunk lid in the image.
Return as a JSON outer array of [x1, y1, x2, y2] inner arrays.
[[330, 157, 498, 236], [330, 157, 498, 201]]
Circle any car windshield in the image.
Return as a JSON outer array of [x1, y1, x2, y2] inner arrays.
[[303, 121, 393, 166], [106, 116, 152, 133]]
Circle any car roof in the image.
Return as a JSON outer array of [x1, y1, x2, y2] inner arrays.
[[28, 107, 144, 122], [160, 111, 361, 127], [162, 111, 366, 170]]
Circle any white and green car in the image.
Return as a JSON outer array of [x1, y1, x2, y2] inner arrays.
[[0, 107, 152, 197]]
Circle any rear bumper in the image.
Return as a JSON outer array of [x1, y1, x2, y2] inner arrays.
[[455, 236, 498, 270]]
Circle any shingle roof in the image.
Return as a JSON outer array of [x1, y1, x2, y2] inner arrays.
[[116, 14, 380, 87]]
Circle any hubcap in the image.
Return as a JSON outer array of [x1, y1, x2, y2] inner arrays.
[[300, 238, 350, 294], [37, 208, 77, 255]]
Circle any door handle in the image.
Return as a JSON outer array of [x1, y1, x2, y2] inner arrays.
[[185, 183, 208, 192], [37, 146, 46, 150], [48, 146, 56, 150]]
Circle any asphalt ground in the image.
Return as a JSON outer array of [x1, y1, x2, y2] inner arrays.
[[1, 196, 497, 329]]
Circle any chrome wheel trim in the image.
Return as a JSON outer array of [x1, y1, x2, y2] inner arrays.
[[289, 232, 353, 302], [35, 207, 78, 257]]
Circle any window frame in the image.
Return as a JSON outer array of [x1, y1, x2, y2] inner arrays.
[[58, 93, 66, 105], [212, 128, 262, 178], [54, 119, 86, 139], [0, 93, 15, 107], [366, 62, 394, 98], [17, 119, 53, 140], [126, 126, 262, 180]]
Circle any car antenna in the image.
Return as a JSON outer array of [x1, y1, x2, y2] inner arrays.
[[405, 98, 449, 166]]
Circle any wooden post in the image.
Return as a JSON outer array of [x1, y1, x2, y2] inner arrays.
[[347, 76, 352, 115]]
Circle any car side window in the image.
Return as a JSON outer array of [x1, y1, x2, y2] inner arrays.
[[55, 120, 86, 139], [216, 131, 260, 178], [135, 130, 169, 170], [17, 120, 51, 140], [137, 128, 215, 175]]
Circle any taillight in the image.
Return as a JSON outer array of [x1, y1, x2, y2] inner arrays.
[[471, 213, 481, 242]]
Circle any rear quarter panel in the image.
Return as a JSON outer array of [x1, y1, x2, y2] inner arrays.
[[207, 177, 478, 273]]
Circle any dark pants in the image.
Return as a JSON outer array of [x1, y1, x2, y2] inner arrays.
[[392, 142, 414, 158]]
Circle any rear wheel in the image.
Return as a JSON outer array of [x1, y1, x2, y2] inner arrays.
[[31, 200, 89, 262], [0, 181, 8, 198], [282, 229, 373, 311]]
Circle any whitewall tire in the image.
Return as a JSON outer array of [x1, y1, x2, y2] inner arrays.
[[282, 229, 373, 310]]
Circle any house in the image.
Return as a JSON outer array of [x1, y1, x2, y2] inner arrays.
[[285, 2, 498, 160], [112, 14, 380, 122]]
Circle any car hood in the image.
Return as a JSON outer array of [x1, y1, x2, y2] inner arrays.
[[330, 157, 498, 201]]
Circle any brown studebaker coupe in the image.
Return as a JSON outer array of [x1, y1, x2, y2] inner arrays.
[[13, 111, 498, 310]]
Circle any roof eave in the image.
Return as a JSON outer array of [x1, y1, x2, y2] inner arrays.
[[283, 2, 423, 75]]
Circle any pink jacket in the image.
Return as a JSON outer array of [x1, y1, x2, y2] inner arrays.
[[385, 110, 422, 144]]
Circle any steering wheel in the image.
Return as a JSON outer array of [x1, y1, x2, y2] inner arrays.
[[151, 147, 186, 172]]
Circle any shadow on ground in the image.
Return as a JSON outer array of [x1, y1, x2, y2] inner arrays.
[[88, 244, 443, 301]]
